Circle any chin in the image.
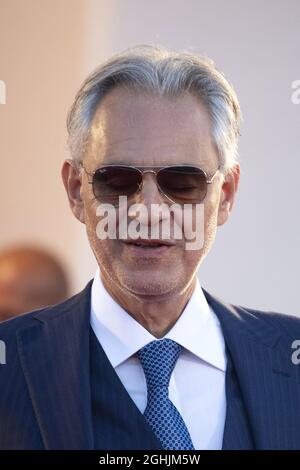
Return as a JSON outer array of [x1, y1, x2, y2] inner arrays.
[[119, 270, 181, 299]]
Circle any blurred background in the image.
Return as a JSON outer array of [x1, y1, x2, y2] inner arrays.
[[0, 0, 299, 316]]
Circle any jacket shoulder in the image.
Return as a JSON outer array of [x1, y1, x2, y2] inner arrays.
[[234, 304, 300, 337]]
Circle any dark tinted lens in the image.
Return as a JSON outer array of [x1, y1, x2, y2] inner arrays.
[[157, 166, 207, 203], [92, 166, 141, 203]]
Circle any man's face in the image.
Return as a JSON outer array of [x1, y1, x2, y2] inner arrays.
[[63, 88, 239, 300]]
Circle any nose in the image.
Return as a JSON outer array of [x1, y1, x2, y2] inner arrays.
[[137, 171, 163, 202], [128, 172, 168, 226]]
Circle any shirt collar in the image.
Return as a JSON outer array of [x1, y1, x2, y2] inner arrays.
[[91, 268, 226, 371]]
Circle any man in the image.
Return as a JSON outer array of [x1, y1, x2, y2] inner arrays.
[[0, 45, 300, 450], [0, 245, 69, 322]]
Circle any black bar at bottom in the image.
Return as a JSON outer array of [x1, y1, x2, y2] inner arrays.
[[0, 450, 299, 466]]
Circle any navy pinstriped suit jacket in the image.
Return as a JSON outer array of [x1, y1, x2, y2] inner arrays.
[[0, 279, 300, 450]]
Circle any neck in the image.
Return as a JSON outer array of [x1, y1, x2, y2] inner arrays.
[[100, 274, 197, 338]]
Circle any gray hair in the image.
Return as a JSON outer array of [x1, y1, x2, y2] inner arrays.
[[67, 45, 241, 172]]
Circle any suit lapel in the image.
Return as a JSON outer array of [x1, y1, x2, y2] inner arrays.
[[203, 289, 300, 449], [16, 280, 161, 450], [16, 279, 300, 450], [17, 282, 94, 449], [221, 346, 255, 450]]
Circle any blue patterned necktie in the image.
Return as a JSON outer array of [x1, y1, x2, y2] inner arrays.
[[137, 338, 195, 450]]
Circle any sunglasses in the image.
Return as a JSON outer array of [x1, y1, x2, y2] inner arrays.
[[79, 163, 220, 205]]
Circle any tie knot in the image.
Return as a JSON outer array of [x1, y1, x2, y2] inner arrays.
[[137, 338, 182, 388]]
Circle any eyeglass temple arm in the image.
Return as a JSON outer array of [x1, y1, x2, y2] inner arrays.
[[77, 162, 94, 182], [207, 166, 221, 184]]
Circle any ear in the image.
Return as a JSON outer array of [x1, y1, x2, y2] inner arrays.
[[61, 159, 85, 224], [217, 164, 240, 226]]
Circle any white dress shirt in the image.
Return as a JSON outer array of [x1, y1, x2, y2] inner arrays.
[[90, 268, 227, 450]]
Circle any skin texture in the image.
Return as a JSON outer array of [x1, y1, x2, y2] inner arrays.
[[62, 88, 240, 338], [0, 246, 69, 322]]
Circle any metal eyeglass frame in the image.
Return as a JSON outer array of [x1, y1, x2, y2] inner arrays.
[[78, 162, 221, 204]]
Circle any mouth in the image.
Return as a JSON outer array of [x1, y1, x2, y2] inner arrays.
[[121, 238, 175, 256]]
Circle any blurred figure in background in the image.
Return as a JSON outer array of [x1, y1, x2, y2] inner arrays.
[[0, 245, 69, 322]]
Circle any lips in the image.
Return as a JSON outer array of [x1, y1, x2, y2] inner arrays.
[[131, 242, 164, 248], [122, 239, 175, 247], [121, 238, 175, 256]]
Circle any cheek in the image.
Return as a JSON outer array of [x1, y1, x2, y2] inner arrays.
[[182, 199, 219, 265], [204, 186, 221, 226], [202, 200, 219, 255], [83, 201, 123, 269], [83, 201, 108, 258], [204, 198, 219, 227], [84, 203, 99, 244], [180, 199, 218, 247]]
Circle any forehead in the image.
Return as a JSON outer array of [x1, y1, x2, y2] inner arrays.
[[85, 87, 217, 168]]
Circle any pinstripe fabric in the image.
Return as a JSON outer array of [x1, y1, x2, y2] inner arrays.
[[222, 347, 255, 449], [0, 284, 94, 450], [90, 328, 162, 450], [0, 280, 300, 449], [203, 289, 300, 450]]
